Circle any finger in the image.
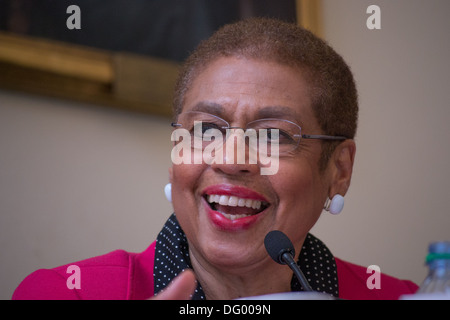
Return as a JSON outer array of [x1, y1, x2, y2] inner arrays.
[[151, 269, 197, 300]]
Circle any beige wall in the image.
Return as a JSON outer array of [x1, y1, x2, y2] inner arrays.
[[0, 91, 174, 298], [312, 0, 450, 284], [1, 0, 449, 299]]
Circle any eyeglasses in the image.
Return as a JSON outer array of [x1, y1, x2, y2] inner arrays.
[[171, 111, 347, 156]]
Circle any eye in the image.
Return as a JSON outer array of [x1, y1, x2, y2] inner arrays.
[[265, 129, 295, 145], [192, 122, 224, 137]]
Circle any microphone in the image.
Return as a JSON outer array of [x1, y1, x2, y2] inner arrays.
[[264, 230, 314, 292]]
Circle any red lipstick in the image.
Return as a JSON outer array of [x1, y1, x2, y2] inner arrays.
[[202, 184, 269, 232]]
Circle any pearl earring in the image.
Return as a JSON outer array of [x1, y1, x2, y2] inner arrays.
[[324, 194, 344, 215], [164, 183, 172, 203]]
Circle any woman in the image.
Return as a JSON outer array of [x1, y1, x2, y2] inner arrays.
[[13, 18, 418, 300]]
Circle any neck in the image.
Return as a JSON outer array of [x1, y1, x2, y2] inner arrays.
[[189, 249, 294, 300]]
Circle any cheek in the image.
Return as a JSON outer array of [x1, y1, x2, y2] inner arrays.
[[274, 164, 317, 211], [170, 164, 202, 238], [171, 163, 204, 203], [272, 159, 327, 242]]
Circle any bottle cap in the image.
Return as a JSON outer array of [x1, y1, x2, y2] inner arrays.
[[426, 241, 450, 264]]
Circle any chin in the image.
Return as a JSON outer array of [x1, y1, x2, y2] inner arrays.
[[190, 220, 267, 268], [200, 240, 266, 272]]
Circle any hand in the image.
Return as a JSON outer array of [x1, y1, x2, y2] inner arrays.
[[151, 269, 197, 300]]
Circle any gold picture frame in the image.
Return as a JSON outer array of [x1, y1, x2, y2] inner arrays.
[[0, 0, 322, 118]]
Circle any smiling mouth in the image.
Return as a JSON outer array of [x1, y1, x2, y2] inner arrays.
[[205, 194, 270, 220]]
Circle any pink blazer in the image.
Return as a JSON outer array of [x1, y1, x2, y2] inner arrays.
[[12, 241, 418, 300]]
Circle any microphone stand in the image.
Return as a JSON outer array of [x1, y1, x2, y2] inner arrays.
[[281, 252, 314, 292]]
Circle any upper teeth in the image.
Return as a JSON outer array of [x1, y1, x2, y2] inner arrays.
[[207, 194, 265, 210]]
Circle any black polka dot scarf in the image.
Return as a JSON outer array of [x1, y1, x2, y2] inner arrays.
[[153, 214, 339, 299]]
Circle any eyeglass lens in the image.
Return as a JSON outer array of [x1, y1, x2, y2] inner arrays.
[[175, 111, 302, 155]]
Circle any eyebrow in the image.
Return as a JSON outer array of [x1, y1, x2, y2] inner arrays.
[[257, 105, 300, 119], [190, 101, 225, 116], [190, 102, 302, 123]]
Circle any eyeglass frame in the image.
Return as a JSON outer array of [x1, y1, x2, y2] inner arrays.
[[171, 111, 347, 153]]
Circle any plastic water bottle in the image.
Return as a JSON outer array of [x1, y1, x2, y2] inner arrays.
[[415, 241, 450, 298]]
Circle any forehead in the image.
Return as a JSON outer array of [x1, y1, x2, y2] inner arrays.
[[183, 56, 316, 126]]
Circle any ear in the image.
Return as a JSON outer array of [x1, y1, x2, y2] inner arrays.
[[327, 140, 356, 197]]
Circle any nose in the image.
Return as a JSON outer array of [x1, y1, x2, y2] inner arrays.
[[209, 129, 260, 176]]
